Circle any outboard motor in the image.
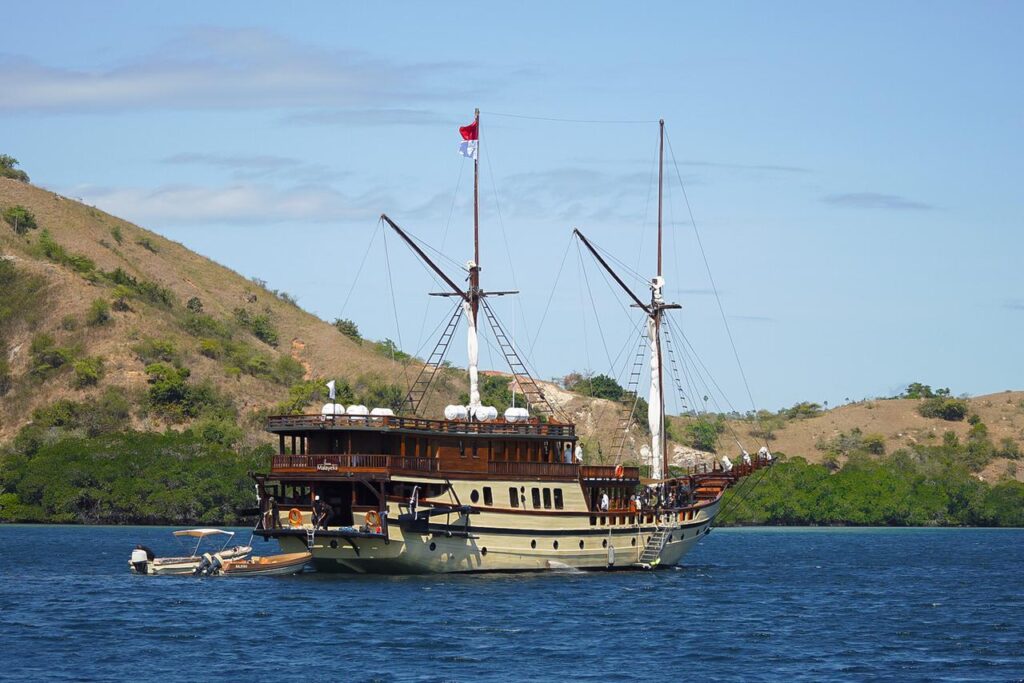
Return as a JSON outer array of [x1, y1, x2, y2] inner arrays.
[[130, 547, 150, 575], [194, 552, 220, 576]]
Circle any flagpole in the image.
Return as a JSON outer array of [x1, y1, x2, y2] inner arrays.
[[657, 118, 667, 479], [471, 108, 480, 320]]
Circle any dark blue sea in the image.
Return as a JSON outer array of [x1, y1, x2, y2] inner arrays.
[[0, 526, 1021, 682]]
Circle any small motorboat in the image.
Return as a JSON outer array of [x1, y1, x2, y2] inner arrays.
[[196, 551, 312, 577], [129, 529, 252, 575]]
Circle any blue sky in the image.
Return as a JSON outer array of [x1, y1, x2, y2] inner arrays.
[[4, 1, 1022, 412]]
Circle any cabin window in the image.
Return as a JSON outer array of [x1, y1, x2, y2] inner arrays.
[[483, 487, 493, 506], [509, 487, 519, 508], [543, 489, 552, 509], [470, 490, 480, 504], [531, 488, 541, 509], [459, 440, 466, 458], [542, 441, 550, 460], [554, 489, 564, 510], [472, 441, 479, 459]]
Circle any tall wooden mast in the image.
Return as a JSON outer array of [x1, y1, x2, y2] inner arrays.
[[656, 118, 667, 478]]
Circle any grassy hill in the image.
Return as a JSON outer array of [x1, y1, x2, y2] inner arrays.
[[0, 176, 462, 443]]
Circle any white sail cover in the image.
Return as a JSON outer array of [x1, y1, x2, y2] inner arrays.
[[463, 299, 481, 408], [647, 315, 663, 481]]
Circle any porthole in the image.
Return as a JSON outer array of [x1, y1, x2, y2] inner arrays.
[[553, 540, 559, 550], [531, 540, 537, 549], [631, 538, 637, 546], [602, 539, 608, 548], [579, 540, 585, 550], [329, 540, 338, 549], [470, 490, 480, 503], [481, 547, 488, 556], [429, 542, 437, 551]]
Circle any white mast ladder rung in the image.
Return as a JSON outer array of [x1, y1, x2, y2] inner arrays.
[[404, 304, 464, 414], [480, 300, 558, 417]]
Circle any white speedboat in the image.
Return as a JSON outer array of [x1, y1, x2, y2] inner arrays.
[[129, 529, 252, 575]]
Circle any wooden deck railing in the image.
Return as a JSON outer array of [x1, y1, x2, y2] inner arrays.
[[271, 453, 437, 474], [487, 461, 580, 478], [265, 413, 575, 438]]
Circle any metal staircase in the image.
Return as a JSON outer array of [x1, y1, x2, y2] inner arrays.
[[479, 299, 560, 418], [403, 303, 464, 415], [636, 528, 670, 568]]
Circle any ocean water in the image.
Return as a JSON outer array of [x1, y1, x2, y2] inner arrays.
[[0, 526, 1021, 682]]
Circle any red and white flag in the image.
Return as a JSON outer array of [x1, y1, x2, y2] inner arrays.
[[459, 120, 478, 160]]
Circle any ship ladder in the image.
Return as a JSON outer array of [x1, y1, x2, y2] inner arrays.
[[306, 528, 316, 549], [636, 529, 670, 569]]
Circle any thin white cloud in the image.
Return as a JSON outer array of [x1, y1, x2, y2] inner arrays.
[[66, 182, 389, 225], [160, 152, 343, 182], [0, 27, 477, 114], [823, 192, 934, 211], [283, 108, 451, 127]]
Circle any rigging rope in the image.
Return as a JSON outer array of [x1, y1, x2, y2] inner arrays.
[[338, 221, 381, 320], [381, 227, 411, 390], [481, 111, 658, 124], [528, 234, 573, 358], [665, 128, 771, 453]]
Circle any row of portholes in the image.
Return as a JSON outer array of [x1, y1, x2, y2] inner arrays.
[[422, 531, 693, 556]]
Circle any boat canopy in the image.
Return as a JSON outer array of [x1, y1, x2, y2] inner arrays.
[[173, 529, 234, 538]]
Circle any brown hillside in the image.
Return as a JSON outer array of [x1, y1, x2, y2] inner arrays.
[[0, 177, 460, 441], [717, 392, 1024, 484]]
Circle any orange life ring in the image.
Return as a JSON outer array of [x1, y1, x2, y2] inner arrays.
[[614, 464, 624, 478], [288, 508, 302, 527], [365, 510, 381, 528]]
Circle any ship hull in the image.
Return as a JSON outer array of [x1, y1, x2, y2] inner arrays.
[[274, 499, 720, 575]]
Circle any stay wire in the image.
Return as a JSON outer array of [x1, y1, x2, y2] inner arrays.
[[481, 111, 658, 124], [528, 234, 573, 358], [339, 221, 381, 320], [665, 128, 769, 453], [381, 228, 410, 390]]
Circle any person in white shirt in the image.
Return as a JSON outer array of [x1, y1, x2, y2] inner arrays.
[[600, 492, 610, 512]]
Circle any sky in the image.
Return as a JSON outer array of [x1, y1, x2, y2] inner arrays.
[[3, 1, 1022, 412]]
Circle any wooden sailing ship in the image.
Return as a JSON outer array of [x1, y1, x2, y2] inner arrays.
[[253, 111, 770, 573]]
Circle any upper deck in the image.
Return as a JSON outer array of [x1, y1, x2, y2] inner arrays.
[[266, 414, 576, 439]]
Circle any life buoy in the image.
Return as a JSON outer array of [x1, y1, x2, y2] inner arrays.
[[614, 464, 624, 478], [288, 508, 302, 527], [365, 510, 381, 528]]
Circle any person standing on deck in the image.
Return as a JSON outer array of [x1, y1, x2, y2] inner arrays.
[[600, 491, 610, 512]]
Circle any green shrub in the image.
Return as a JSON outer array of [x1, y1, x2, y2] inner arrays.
[[186, 296, 203, 313], [564, 372, 624, 401], [0, 357, 11, 396], [29, 333, 75, 375], [110, 226, 123, 244], [182, 312, 230, 339], [372, 338, 409, 361], [274, 355, 305, 385], [111, 285, 133, 311], [2, 205, 37, 234], [684, 416, 724, 452], [919, 397, 968, 421], [996, 437, 1021, 460], [0, 257, 49, 336], [135, 236, 159, 253], [86, 298, 111, 326], [143, 362, 234, 420], [132, 338, 180, 365], [103, 268, 174, 308], [60, 314, 78, 331], [234, 308, 279, 347], [198, 338, 222, 359], [72, 356, 104, 388], [782, 402, 823, 419], [0, 155, 29, 183], [862, 433, 887, 455], [333, 318, 361, 342]]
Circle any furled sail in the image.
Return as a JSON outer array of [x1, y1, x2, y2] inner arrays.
[[647, 315, 663, 481], [464, 298, 481, 408]]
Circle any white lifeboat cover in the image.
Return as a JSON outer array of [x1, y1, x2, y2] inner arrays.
[[445, 405, 468, 421], [320, 403, 345, 415], [474, 405, 498, 422], [504, 407, 529, 423], [346, 404, 369, 416], [370, 408, 395, 416]]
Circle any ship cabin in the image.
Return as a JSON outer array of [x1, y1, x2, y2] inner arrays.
[[253, 412, 652, 538]]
